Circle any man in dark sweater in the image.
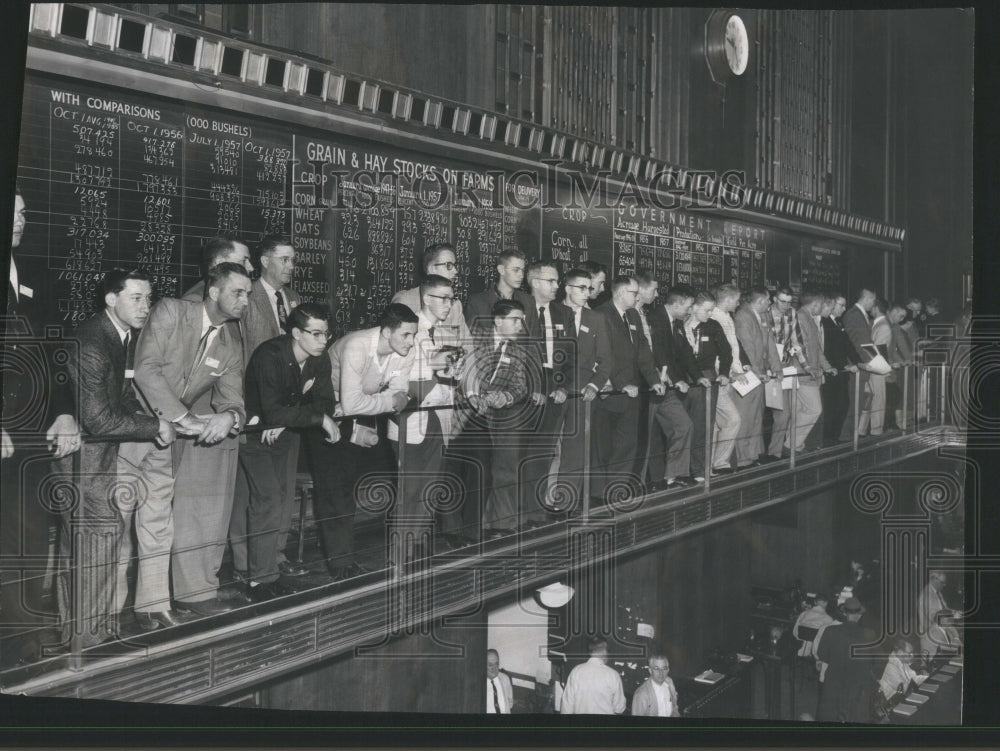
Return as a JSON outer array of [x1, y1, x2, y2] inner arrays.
[[241, 303, 340, 601]]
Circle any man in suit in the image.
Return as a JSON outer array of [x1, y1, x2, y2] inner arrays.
[[631, 652, 680, 717], [733, 288, 782, 469], [518, 261, 573, 528], [841, 288, 877, 437], [648, 286, 705, 488], [789, 290, 835, 453], [227, 235, 308, 580], [580, 261, 609, 309], [130, 262, 250, 621], [765, 286, 808, 460], [486, 648, 514, 714], [458, 299, 534, 536], [556, 268, 612, 512], [54, 270, 176, 643], [816, 597, 875, 722], [917, 570, 962, 658], [868, 298, 893, 435], [2, 184, 81, 649], [321, 304, 416, 580], [465, 249, 530, 334], [820, 295, 859, 446], [241, 303, 339, 602], [886, 301, 914, 428], [591, 278, 666, 500]]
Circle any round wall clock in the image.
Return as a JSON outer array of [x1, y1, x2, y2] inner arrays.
[[705, 10, 752, 83]]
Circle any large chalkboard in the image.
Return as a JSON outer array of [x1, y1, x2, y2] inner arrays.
[[16, 71, 861, 337]]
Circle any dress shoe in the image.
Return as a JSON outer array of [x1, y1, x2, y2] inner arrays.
[[711, 467, 735, 476], [217, 584, 253, 605], [134, 609, 190, 631], [246, 581, 292, 603], [667, 476, 696, 488], [692, 475, 706, 483], [647, 480, 669, 493], [175, 598, 236, 617], [278, 560, 309, 577]]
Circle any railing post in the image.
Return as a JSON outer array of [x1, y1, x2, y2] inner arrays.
[[901, 363, 910, 433], [703, 384, 713, 492], [69, 446, 83, 671], [853, 369, 861, 452], [939, 364, 947, 426], [582, 398, 592, 520], [789, 374, 798, 470]]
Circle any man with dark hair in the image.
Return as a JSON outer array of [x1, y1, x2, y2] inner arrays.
[[556, 268, 612, 511], [789, 289, 834, 453], [231, 234, 308, 580], [815, 597, 874, 722], [129, 262, 250, 622], [631, 652, 680, 717], [321, 303, 417, 580], [486, 648, 514, 714], [466, 249, 531, 333], [648, 285, 705, 487], [457, 298, 532, 536], [733, 288, 782, 469], [592, 277, 666, 499], [841, 287, 877, 437], [519, 261, 572, 527], [393, 242, 472, 355], [764, 285, 807, 460], [821, 294, 858, 445], [579, 261, 608, 308], [560, 637, 626, 715], [240, 303, 339, 602], [54, 269, 176, 641]]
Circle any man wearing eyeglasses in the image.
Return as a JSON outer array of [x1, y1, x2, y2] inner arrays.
[[556, 268, 613, 511], [592, 277, 666, 502], [240, 304, 339, 602], [466, 249, 532, 335], [396, 275, 461, 540], [764, 286, 808, 461], [393, 242, 472, 355]]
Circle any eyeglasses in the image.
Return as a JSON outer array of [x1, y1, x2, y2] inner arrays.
[[432, 261, 457, 271], [567, 284, 594, 292], [426, 294, 455, 304], [304, 329, 332, 339], [536, 278, 560, 285]]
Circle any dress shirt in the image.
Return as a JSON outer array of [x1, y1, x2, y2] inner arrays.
[[259, 277, 289, 329], [651, 679, 672, 717], [105, 309, 129, 345], [708, 308, 744, 376], [637, 307, 653, 349], [560, 657, 626, 715], [328, 327, 414, 416], [198, 306, 222, 358], [487, 677, 509, 714], [879, 656, 919, 699], [614, 302, 633, 342]]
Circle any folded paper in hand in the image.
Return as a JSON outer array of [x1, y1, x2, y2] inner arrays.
[[731, 370, 761, 397], [780, 365, 800, 390]]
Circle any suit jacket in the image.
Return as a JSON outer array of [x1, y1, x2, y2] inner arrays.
[[487, 672, 514, 714], [244, 334, 334, 429], [692, 317, 733, 377], [133, 298, 246, 423], [631, 677, 679, 717], [594, 302, 660, 412], [821, 316, 856, 369], [648, 306, 701, 384], [563, 304, 613, 393], [841, 304, 873, 363], [734, 305, 782, 377], [54, 311, 161, 501], [521, 298, 574, 392], [815, 620, 875, 722], [797, 309, 833, 381], [242, 278, 301, 363]]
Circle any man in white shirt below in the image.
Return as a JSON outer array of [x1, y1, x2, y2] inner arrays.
[[792, 592, 836, 659], [486, 648, 514, 714], [631, 652, 681, 717], [879, 637, 927, 700], [560, 637, 626, 715]]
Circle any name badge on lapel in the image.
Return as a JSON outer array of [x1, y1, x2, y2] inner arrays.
[[499, 355, 511, 364], [580, 324, 590, 333], [205, 357, 220, 368], [302, 377, 315, 394], [18, 284, 33, 299], [628, 324, 637, 331], [124, 369, 135, 379]]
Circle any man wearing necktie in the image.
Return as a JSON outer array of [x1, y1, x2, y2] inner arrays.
[[841, 288, 877, 437], [648, 286, 706, 487], [457, 299, 531, 537], [820, 295, 860, 446], [53, 270, 176, 641], [519, 262, 572, 529], [592, 278, 666, 502], [486, 649, 513, 713], [733, 288, 782, 469], [130, 263, 249, 622]]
